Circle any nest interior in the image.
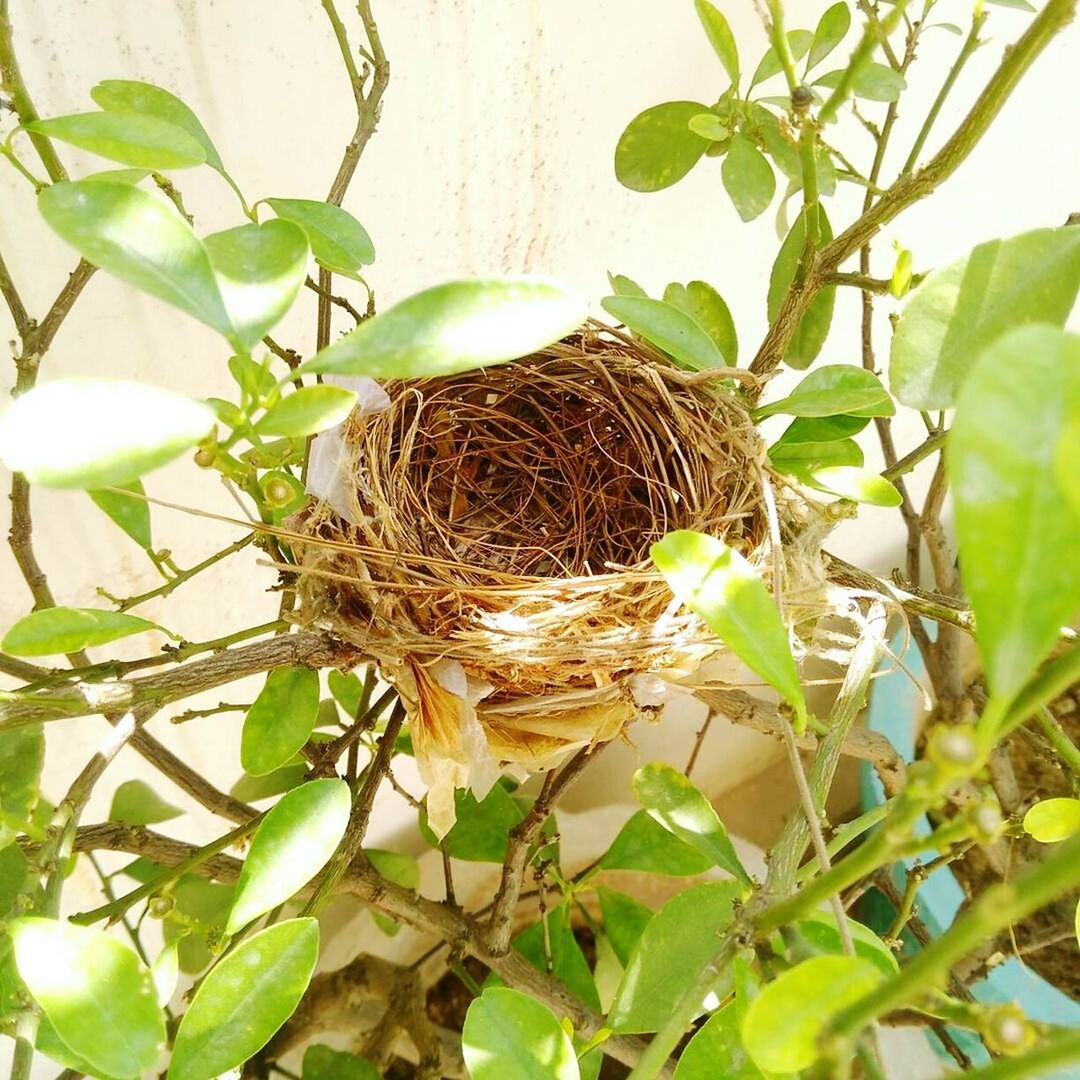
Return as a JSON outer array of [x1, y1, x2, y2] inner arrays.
[[289, 326, 771, 702]]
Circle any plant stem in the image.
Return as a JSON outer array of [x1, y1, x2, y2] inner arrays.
[[960, 1027, 1080, 1080], [881, 430, 947, 482], [1034, 706, 1080, 786]]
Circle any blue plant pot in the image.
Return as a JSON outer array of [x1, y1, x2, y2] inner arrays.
[[861, 634, 1080, 1074]]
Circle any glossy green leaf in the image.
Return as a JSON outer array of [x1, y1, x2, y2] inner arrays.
[[609, 880, 741, 1032], [742, 956, 882, 1072], [463, 987, 579, 1080], [298, 277, 584, 379], [772, 414, 870, 445], [91, 79, 224, 171], [328, 669, 365, 716], [168, 918, 319, 1080], [807, 3, 851, 71], [598, 809, 713, 876], [674, 1002, 764, 1079], [39, 181, 231, 333], [227, 779, 350, 932], [802, 466, 903, 507], [751, 29, 813, 86], [419, 781, 525, 862], [240, 666, 321, 776], [109, 779, 183, 827], [0, 377, 215, 489], [601, 295, 727, 370], [769, 436, 863, 477], [33, 1014, 127, 1080], [687, 113, 730, 141], [949, 326, 1080, 699], [722, 134, 775, 222], [891, 227, 1080, 409], [790, 911, 899, 976], [695, 0, 739, 87], [596, 888, 654, 967], [255, 385, 357, 437], [753, 365, 893, 420], [614, 101, 712, 192], [0, 725, 44, 850], [767, 205, 834, 369], [1023, 798, 1080, 843], [81, 167, 151, 184], [366, 848, 420, 936], [266, 198, 375, 277], [204, 220, 309, 351], [2, 606, 160, 657], [89, 481, 152, 549], [10, 917, 166, 1078], [514, 903, 600, 1012], [230, 761, 308, 802], [633, 762, 750, 884], [652, 530, 807, 728], [151, 941, 180, 1009], [663, 280, 738, 364], [815, 62, 906, 102], [607, 271, 647, 298], [26, 111, 206, 169], [303, 1044, 380, 1080]]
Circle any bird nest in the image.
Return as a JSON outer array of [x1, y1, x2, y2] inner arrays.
[[286, 324, 822, 831]]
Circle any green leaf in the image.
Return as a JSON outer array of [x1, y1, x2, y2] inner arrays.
[[298, 277, 584, 379], [328, 669, 365, 716], [303, 1045, 380, 1080], [687, 113, 730, 141], [463, 987, 580, 1080], [753, 365, 893, 420], [240, 666, 321, 776], [815, 62, 906, 102], [596, 887, 654, 967], [891, 227, 1080, 409], [674, 1002, 764, 1079], [91, 79, 224, 171], [0, 725, 44, 850], [0, 377, 216, 489], [203, 220, 309, 352], [0, 845, 29, 913], [255, 385, 357, 437], [986, 0, 1036, 10], [34, 1014, 128, 1080], [607, 271, 647, 298], [230, 761, 308, 802], [151, 941, 180, 1009], [633, 762, 750, 884], [609, 881, 741, 1032], [802, 466, 902, 507], [419, 781, 526, 862], [742, 956, 883, 1072], [949, 326, 1080, 699], [601, 295, 728, 370], [266, 198, 375, 277], [767, 205, 835, 369], [769, 436, 863, 477], [1023, 798, 1080, 843], [722, 134, 775, 222], [773, 414, 870, 445], [652, 530, 807, 728], [26, 111, 206, 169], [168, 918, 319, 1080], [598, 809, 713, 876], [109, 779, 183, 826], [2, 606, 160, 657], [227, 778, 350, 932], [366, 848, 420, 936], [807, 3, 851, 72], [1059, 413, 1080, 516], [789, 911, 899, 976], [662, 280, 738, 364], [10, 917, 166, 1078], [514, 903, 600, 1011], [89, 481, 152, 549], [695, 0, 739, 87], [81, 167, 151, 184], [37, 181, 231, 335], [751, 29, 813, 86], [162, 876, 235, 975], [614, 101, 712, 192]]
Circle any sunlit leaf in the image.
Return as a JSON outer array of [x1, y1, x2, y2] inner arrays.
[[652, 530, 807, 728], [168, 918, 319, 1080], [753, 365, 893, 421], [609, 881, 741, 1032], [807, 3, 851, 71], [266, 198, 375, 277], [26, 111, 206, 169], [891, 227, 1080, 409], [2, 606, 161, 656], [722, 134, 775, 222], [1023, 798, 1080, 843], [633, 762, 750, 884], [695, 0, 739, 87], [89, 480, 152, 549], [0, 377, 215, 489], [742, 956, 882, 1072], [598, 809, 713, 877], [674, 1002, 764, 1079], [419, 781, 525, 862], [38, 181, 231, 334], [772, 414, 870, 446], [109, 779, 183, 826], [601, 295, 727, 370], [663, 280, 738, 364], [949, 326, 1080, 699], [688, 112, 730, 141], [0, 726, 44, 850], [298, 277, 584, 379], [227, 778, 350, 932], [10, 917, 166, 1079], [241, 666, 321, 776], [463, 987, 580, 1080], [204, 220, 309, 351], [81, 167, 151, 184], [803, 465, 902, 507], [302, 1044, 380, 1080], [151, 941, 179, 1009], [255, 385, 357, 437], [614, 101, 712, 192]]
